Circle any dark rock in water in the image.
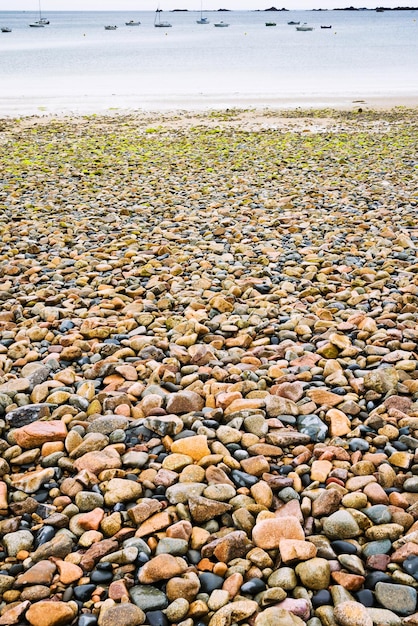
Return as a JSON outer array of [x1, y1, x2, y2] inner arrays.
[[331, 541, 358, 555], [34, 491, 49, 503], [78, 615, 98, 626], [199, 572, 224, 593], [34, 525, 55, 548], [403, 555, 418, 580], [8, 563, 24, 576], [349, 438, 370, 452], [312, 589, 332, 608], [241, 578, 266, 595], [5, 403, 58, 427], [297, 414, 328, 442], [230, 470, 259, 488], [254, 284, 271, 294], [354, 589, 374, 607], [91, 569, 114, 584], [146, 611, 169, 626], [130, 585, 168, 611], [365, 571, 393, 589], [73, 584, 96, 602]]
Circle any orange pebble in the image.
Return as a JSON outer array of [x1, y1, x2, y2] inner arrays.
[[222, 572, 243, 598], [16, 550, 30, 561], [41, 441, 65, 456], [197, 558, 214, 572], [114, 404, 131, 417], [213, 562, 228, 577]]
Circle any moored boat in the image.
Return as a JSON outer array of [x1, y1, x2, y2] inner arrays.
[[296, 24, 314, 31], [214, 21, 229, 27], [125, 20, 141, 26], [29, 1, 49, 27], [265, 22, 276, 26], [1, 27, 12, 32], [154, 8, 172, 28], [197, 3, 209, 24], [287, 21, 300, 25], [321, 25, 332, 29], [104, 25, 118, 30]]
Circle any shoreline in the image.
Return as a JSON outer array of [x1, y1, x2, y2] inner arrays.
[[1, 93, 418, 119]]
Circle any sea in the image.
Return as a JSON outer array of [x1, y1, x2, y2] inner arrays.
[[0, 9, 417, 115]]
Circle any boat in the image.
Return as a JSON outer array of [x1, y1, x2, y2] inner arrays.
[[321, 25, 332, 29], [265, 22, 276, 26], [214, 21, 229, 27], [104, 25, 117, 30], [1, 27, 12, 32], [197, 1, 209, 24], [287, 21, 300, 25], [29, 0, 49, 27], [125, 20, 141, 26], [296, 24, 314, 31], [154, 8, 172, 28]]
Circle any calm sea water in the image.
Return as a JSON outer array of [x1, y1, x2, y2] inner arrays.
[[0, 10, 417, 114]]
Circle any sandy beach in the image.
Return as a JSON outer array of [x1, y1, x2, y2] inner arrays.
[[0, 107, 418, 626]]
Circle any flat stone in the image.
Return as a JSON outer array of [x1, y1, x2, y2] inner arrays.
[[98, 603, 145, 626], [0, 601, 30, 625], [166, 391, 204, 414], [279, 539, 317, 563], [334, 601, 373, 626], [170, 435, 211, 461], [322, 510, 361, 539], [295, 557, 331, 590], [13, 420, 67, 449], [208, 600, 258, 626], [130, 585, 168, 611], [103, 478, 143, 506], [73, 448, 122, 474], [366, 608, 402, 626], [374, 582, 417, 616], [189, 495, 232, 523], [255, 607, 306, 626], [3, 530, 34, 557], [253, 517, 305, 549], [25, 600, 77, 626], [15, 560, 56, 586]]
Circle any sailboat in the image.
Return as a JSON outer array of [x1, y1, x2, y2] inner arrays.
[[196, 1, 209, 24], [29, 0, 49, 27], [154, 7, 172, 28]]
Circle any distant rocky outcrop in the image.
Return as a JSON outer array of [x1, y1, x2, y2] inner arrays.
[[334, 5, 416, 9]]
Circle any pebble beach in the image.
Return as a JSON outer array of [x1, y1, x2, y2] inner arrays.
[[0, 106, 418, 626]]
